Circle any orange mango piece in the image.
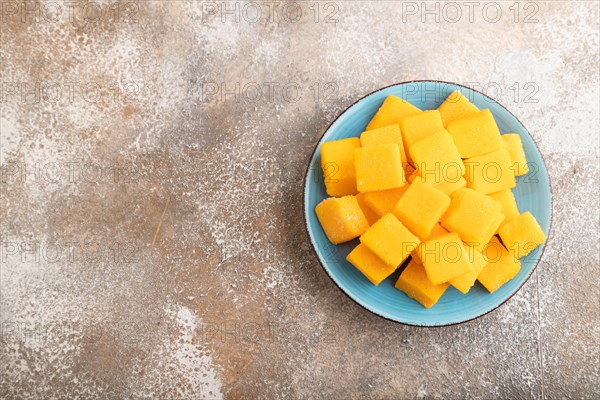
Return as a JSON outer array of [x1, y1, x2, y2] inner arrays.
[[498, 212, 546, 259], [366, 96, 422, 131], [320, 138, 361, 196], [437, 90, 480, 127], [360, 213, 420, 268], [395, 258, 449, 308], [315, 196, 369, 245], [447, 109, 504, 158], [478, 237, 521, 293], [346, 243, 396, 285], [355, 144, 405, 192]]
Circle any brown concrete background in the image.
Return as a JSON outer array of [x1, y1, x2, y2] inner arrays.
[[1, 1, 598, 399]]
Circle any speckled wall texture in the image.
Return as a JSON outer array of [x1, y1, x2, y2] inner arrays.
[[0, 1, 598, 399]]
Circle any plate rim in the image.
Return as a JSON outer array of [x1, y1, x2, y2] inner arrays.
[[302, 79, 554, 327]]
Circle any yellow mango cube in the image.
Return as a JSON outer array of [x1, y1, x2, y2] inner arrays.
[[478, 237, 521, 293], [488, 190, 519, 229], [449, 245, 487, 294], [360, 124, 407, 167], [498, 212, 546, 259], [362, 186, 407, 218], [409, 129, 465, 186], [441, 188, 504, 248], [502, 134, 529, 176], [320, 138, 361, 196], [436, 177, 467, 197], [360, 213, 420, 267], [437, 90, 480, 127], [355, 192, 380, 226], [393, 180, 451, 239], [395, 259, 449, 308], [399, 110, 444, 161], [315, 196, 369, 245], [366, 96, 422, 130], [464, 148, 516, 195], [411, 223, 448, 264], [346, 243, 396, 285], [418, 232, 473, 285], [355, 144, 405, 192], [447, 109, 504, 158]]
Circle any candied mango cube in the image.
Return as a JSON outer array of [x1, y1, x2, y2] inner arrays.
[[441, 188, 504, 248], [395, 259, 449, 308], [498, 212, 546, 259], [464, 148, 516, 194], [320, 138, 361, 196], [447, 109, 504, 158], [502, 134, 529, 176], [409, 129, 465, 186], [355, 192, 380, 225], [360, 124, 407, 166], [315, 196, 369, 245], [399, 110, 444, 161], [346, 243, 396, 285], [362, 186, 407, 217], [488, 190, 519, 229], [478, 237, 521, 293], [419, 232, 473, 285], [449, 245, 487, 294], [437, 90, 480, 127], [360, 213, 420, 267], [366, 96, 422, 130], [393, 180, 451, 239], [355, 144, 405, 192]]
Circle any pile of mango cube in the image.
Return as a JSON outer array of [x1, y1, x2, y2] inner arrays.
[[315, 91, 546, 308]]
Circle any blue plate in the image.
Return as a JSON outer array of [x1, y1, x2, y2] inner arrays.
[[303, 81, 552, 326]]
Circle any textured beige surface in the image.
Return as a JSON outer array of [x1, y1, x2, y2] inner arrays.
[[1, 1, 599, 399]]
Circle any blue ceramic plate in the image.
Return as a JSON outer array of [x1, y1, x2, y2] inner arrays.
[[303, 81, 552, 326]]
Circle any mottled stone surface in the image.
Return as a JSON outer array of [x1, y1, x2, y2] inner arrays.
[[1, 1, 598, 399]]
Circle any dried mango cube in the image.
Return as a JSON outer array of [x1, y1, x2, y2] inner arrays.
[[502, 134, 529, 176], [366, 96, 422, 130], [360, 213, 420, 267], [399, 110, 444, 161], [411, 223, 448, 264], [393, 180, 451, 239], [320, 138, 361, 197], [355, 144, 405, 192], [355, 192, 380, 225], [360, 124, 407, 166], [419, 232, 473, 285], [478, 237, 521, 293], [447, 109, 504, 158], [464, 148, 516, 195], [488, 190, 519, 229], [441, 188, 504, 248], [395, 258, 449, 308], [362, 186, 407, 217], [346, 243, 396, 285], [449, 245, 487, 294], [437, 90, 480, 127], [409, 129, 465, 186], [315, 196, 369, 245], [498, 212, 546, 259]]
